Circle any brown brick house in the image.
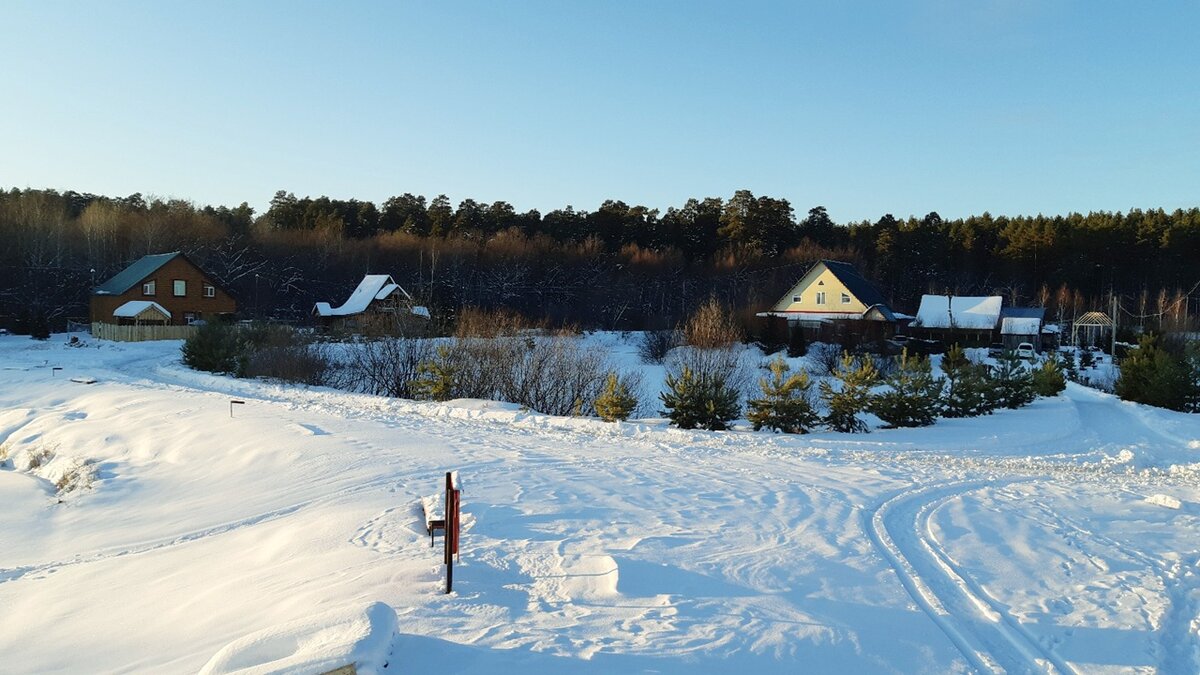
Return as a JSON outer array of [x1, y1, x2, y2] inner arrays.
[[90, 252, 236, 326]]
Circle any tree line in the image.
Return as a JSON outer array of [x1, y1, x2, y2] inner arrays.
[[2, 185, 1198, 334]]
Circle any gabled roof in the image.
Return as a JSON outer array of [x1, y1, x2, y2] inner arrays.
[[911, 295, 1003, 330], [820, 260, 890, 310], [999, 306, 1045, 322], [93, 252, 182, 295], [314, 274, 413, 317], [112, 300, 171, 319]]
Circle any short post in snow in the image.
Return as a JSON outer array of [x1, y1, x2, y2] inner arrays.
[[230, 400, 245, 417], [51, 367, 63, 376], [444, 471, 461, 594]]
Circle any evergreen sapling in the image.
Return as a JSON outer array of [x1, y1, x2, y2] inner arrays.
[[747, 356, 818, 433]]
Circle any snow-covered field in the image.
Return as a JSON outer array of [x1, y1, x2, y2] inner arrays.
[[2, 333, 1198, 674]]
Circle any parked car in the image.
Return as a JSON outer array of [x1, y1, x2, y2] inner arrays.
[[1016, 342, 1036, 360]]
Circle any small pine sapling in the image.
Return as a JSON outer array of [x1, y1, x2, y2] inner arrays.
[[1079, 349, 1095, 370], [412, 345, 459, 401], [747, 356, 818, 433], [991, 351, 1036, 409], [1032, 357, 1067, 397], [820, 352, 879, 433], [594, 371, 639, 422], [660, 366, 741, 431], [940, 344, 995, 417], [869, 349, 943, 427]]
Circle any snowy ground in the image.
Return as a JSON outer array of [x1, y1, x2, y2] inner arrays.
[[1, 333, 1198, 674]]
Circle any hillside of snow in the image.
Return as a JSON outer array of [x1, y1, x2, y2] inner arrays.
[[2, 333, 1199, 673]]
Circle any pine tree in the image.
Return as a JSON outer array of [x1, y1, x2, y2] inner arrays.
[[940, 345, 996, 417], [820, 353, 879, 433], [412, 345, 459, 401], [28, 314, 50, 340], [747, 356, 818, 433], [660, 366, 740, 431], [869, 349, 942, 427], [991, 351, 1035, 409], [181, 322, 247, 375], [1114, 334, 1194, 411], [1031, 357, 1066, 397], [594, 371, 639, 422]]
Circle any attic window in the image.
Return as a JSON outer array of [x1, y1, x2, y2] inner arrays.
[[792, 295, 801, 303], [841, 293, 851, 304], [817, 280, 824, 285], [203, 284, 215, 298], [142, 280, 156, 296]]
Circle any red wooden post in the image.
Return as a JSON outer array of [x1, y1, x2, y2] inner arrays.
[[444, 471, 461, 594]]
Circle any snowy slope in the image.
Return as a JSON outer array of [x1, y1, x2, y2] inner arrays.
[[1, 334, 1198, 673]]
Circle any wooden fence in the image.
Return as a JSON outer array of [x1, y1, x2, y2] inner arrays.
[[91, 323, 198, 342]]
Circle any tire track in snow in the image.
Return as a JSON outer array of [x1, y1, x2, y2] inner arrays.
[[866, 480, 1078, 674]]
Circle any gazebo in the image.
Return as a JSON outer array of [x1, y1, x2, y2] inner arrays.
[[1071, 311, 1113, 348]]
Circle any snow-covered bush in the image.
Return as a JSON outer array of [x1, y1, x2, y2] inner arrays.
[[54, 459, 97, 495], [660, 366, 741, 431], [869, 350, 942, 428], [594, 371, 641, 422], [820, 353, 879, 433], [747, 356, 817, 433]]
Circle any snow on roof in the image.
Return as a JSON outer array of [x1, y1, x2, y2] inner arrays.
[[112, 300, 171, 319], [1001, 317, 1041, 335], [314, 275, 411, 317], [411, 306, 430, 318], [911, 295, 1002, 330]]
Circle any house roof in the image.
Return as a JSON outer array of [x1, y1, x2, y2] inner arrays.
[[314, 274, 413, 317], [93, 252, 182, 295], [911, 295, 1003, 330], [1000, 306, 1046, 321], [820, 260, 890, 310], [1001, 317, 1041, 335], [112, 300, 171, 319]]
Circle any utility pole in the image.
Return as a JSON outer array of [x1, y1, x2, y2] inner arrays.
[[1110, 294, 1118, 359]]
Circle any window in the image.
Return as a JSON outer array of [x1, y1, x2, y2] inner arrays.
[[203, 284, 215, 298], [792, 295, 802, 304], [142, 280, 156, 296], [841, 293, 851, 304], [184, 312, 199, 325], [816, 292, 827, 305], [173, 280, 187, 297]]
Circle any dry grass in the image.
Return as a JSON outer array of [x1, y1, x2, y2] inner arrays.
[[24, 445, 54, 470], [54, 460, 97, 495]]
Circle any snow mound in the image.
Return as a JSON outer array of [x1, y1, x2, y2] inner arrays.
[[199, 601, 397, 675], [1144, 493, 1182, 510]]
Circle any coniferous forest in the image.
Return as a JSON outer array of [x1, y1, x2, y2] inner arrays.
[[2, 186, 1198, 335]]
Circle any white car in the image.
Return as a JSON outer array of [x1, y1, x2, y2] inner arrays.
[[1016, 342, 1036, 360]]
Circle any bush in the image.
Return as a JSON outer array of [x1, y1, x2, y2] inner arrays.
[[594, 371, 641, 422], [660, 366, 741, 431], [638, 329, 682, 363], [991, 351, 1036, 409], [786, 326, 807, 358], [1032, 357, 1067, 397], [54, 459, 97, 494], [820, 353, 879, 433], [940, 344, 995, 417], [413, 344, 459, 402], [683, 297, 743, 349], [29, 314, 50, 340], [242, 326, 333, 385], [1079, 349, 1095, 369], [182, 322, 247, 375], [869, 350, 942, 428], [1114, 334, 1197, 411], [345, 337, 435, 398], [747, 356, 818, 433], [809, 343, 843, 377]]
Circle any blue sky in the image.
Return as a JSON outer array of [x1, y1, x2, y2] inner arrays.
[[2, 1, 1197, 222]]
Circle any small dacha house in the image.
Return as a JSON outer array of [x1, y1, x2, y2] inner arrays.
[[314, 274, 430, 334], [758, 260, 897, 344], [91, 252, 236, 327]]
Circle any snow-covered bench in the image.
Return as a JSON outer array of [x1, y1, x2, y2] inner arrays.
[[421, 494, 445, 547]]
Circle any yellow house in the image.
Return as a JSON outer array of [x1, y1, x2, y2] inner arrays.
[[759, 260, 896, 340]]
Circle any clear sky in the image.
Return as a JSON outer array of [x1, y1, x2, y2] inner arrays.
[[2, 1, 1197, 223]]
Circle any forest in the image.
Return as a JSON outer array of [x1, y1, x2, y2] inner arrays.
[[2, 186, 1198, 336]]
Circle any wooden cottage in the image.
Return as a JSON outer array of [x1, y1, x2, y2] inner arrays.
[[314, 274, 429, 334], [758, 260, 897, 344], [91, 252, 236, 327]]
